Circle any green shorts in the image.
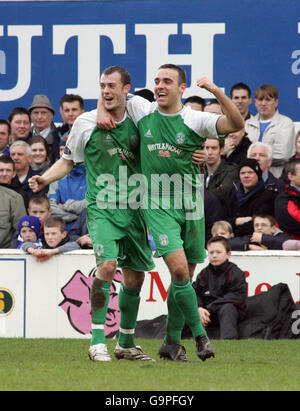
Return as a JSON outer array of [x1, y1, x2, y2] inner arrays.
[[143, 206, 207, 263], [87, 206, 154, 271]]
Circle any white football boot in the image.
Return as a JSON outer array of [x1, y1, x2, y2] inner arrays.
[[88, 343, 111, 362]]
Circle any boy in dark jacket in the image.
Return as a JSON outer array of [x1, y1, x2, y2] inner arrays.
[[229, 214, 292, 251], [193, 236, 247, 339]]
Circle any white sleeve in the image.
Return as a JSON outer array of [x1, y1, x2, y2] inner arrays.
[[126, 95, 157, 126], [62, 110, 97, 163], [182, 106, 222, 139]]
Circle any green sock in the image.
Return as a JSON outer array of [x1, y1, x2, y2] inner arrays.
[[165, 282, 185, 344], [118, 283, 141, 348], [172, 278, 206, 338], [90, 278, 111, 346]]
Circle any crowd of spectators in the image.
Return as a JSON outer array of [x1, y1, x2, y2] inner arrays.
[[1, 81, 300, 259], [0, 93, 87, 259]]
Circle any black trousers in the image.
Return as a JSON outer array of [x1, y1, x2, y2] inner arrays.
[[209, 303, 245, 339]]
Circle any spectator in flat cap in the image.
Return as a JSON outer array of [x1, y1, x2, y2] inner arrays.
[[29, 94, 60, 164], [221, 158, 277, 236]]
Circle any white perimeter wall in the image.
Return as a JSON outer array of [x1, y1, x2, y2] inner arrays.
[[0, 250, 299, 338]]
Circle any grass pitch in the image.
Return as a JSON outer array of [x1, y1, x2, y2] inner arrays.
[[0, 338, 299, 391]]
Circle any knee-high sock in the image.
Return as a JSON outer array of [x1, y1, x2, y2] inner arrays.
[[165, 282, 185, 344], [90, 277, 111, 346], [172, 278, 206, 338], [118, 283, 141, 348]]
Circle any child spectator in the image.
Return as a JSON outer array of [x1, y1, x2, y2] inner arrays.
[[211, 220, 234, 239], [11, 193, 52, 247], [193, 236, 247, 339], [16, 215, 42, 249], [22, 215, 80, 262], [229, 214, 292, 251], [28, 193, 52, 225]]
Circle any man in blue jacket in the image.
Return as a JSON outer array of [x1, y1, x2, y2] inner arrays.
[[48, 163, 87, 231]]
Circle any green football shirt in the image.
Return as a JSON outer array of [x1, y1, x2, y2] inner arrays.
[[63, 109, 141, 210], [126, 96, 223, 211]]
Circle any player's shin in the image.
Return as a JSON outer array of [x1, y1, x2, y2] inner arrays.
[[172, 278, 206, 338], [118, 283, 141, 348], [90, 277, 111, 345], [165, 282, 185, 344]]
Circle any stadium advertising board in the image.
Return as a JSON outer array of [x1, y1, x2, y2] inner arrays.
[[0, 250, 299, 338], [0, 0, 300, 122]]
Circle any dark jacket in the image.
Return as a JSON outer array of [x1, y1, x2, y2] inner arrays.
[[204, 189, 222, 244], [193, 260, 247, 315], [264, 171, 285, 193], [274, 184, 300, 238], [19, 166, 49, 201], [229, 230, 293, 251], [201, 158, 239, 205], [69, 208, 90, 248], [222, 181, 278, 236], [56, 123, 70, 140], [224, 134, 252, 165]]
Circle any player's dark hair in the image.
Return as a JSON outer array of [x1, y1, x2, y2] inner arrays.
[[102, 66, 131, 86], [159, 64, 187, 85], [207, 236, 231, 252]]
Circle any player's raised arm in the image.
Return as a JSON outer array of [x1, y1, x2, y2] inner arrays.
[[29, 157, 73, 192], [197, 77, 244, 135]]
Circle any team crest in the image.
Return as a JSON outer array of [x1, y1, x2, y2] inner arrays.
[[175, 133, 185, 145], [96, 244, 104, 257], [159, 234, 169, 246]]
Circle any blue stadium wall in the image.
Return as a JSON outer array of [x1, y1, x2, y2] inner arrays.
[[0, 0, 300, 122]]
